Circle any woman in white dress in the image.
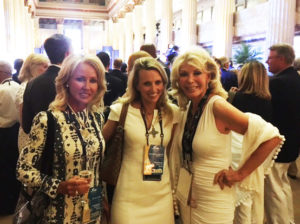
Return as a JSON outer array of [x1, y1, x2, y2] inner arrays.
[[169, 48, 284, 224], [15, 53, 49, 151], [102, 57, 179, 224]]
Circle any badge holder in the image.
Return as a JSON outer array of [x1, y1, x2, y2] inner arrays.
[[143, 144, 165, 181]]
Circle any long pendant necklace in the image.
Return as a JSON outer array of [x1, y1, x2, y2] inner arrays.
[[68, 104, 90, 139]]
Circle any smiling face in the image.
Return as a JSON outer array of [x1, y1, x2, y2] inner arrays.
[[178, 63, 211, 106], [137, 69, 164, 107], [67, 62, 98, 112]]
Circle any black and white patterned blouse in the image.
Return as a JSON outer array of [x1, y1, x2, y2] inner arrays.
[[17, 109, 105, 224]]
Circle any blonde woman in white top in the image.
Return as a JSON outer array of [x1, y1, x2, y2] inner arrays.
[[15, 53, 49, 151]]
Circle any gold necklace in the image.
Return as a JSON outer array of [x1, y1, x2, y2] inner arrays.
[[68, 104, 90, 139]]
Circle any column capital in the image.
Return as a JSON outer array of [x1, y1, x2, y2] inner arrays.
[[118, 9, 126, 19], [134, 0, 144, 5], [112, 17, 118, 23]]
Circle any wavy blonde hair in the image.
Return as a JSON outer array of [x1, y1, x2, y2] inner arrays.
[[18, 54, 49, 82], [171, 48, 227, 110], [238, 61, 271, 100], [49, 54, 106, 112], [119, 57, 174, 123], [127, 51, 151, 73]]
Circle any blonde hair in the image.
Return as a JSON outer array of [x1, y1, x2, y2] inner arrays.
[[127, 51, 151, 73], [49, 54, 106, 112], [18, 54, 49, 82], [238, 61, 271, 100], [119, 57, 173, 123], [171, 48, 227, 109]]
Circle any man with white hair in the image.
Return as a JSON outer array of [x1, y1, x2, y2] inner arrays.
[[265, 43, 300, 224], [0, 60, 20, 220]]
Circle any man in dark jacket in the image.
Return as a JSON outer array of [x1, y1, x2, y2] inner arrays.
[[264, 43, 300, 224], [97, 52, 123, 107], [22, 34, 71, 134]]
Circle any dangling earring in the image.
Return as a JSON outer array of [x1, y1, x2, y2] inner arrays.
[[66, 84, 69, 88]]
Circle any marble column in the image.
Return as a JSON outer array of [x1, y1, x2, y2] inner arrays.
[[56, 18, 64, 34], [181, 0, 197, 51], [112, 19, 119, 51], [107, 19, 114, 47], [3, 0, 16, 58], [133, 4, 143, 52], [0, 0, 7, 56], [160, 0, 173, 53], [266, 0, 296, 48], [212, 0, 234, 58], [118, 18, 126, 60], [82, 20, 91, 54], [125, 12, 133, 60], [144, 0, 156, 44]]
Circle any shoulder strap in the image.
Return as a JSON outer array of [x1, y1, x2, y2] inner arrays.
[[118, 103, 129, 127], [227, 91, 236, 104], [40, 111, 55, 176]]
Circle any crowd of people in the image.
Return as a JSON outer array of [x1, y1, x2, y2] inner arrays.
[[0, 32, 300, 224]]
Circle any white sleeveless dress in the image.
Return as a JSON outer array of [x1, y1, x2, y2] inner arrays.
[[185, 95, 234, 224]]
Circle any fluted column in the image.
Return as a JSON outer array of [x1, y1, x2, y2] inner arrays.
[[0, 0, 7, 57], [266, 0, 296, 48], [125, 12, 133, 60], [107, 19, 114, 47], [160, 0, 173, 53], [118, 18, 125, 60], [56, 18, 64, 34], [82, 20, 91, 54], [133, 4, 143, 51], [212, 0, 234, 58], [181, 0, 197, 51], [144, 0, 156, 43], [112, 20, 119, 50]]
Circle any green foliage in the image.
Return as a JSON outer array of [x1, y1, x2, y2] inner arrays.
[[233, 42, 263, 66]]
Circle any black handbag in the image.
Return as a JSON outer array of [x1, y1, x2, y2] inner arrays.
[[100, 103, 129, 186], [14, 111, 55, 224]]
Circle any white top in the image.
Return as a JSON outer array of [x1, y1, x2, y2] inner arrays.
[[0, 78, 20, 128], [109, 102, 180, 224]]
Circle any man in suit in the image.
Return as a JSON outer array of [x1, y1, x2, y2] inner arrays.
[[264, 43, 300, 224], [22, 34, 71, 134], [0, 61, 20, 220], [109, 58, 127, 95], [96, 51, 123, 107]]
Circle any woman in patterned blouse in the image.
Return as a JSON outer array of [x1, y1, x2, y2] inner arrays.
[[17, 54, 106, 224]]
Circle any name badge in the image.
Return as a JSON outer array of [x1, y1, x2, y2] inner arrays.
[[82, 186, 102, 224], [143, 145, 165, 181]]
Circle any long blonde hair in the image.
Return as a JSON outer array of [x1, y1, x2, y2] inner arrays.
[[119, 57, 174, 123], [171, 48, 227, 110], [18, 54, 49, 82], [238, 61, 271, 100], [49, 54, 106, 112]]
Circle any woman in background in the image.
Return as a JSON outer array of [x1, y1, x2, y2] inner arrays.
[[229, 61, 272, 223], [170, 48, 283, 224], [17, 54, 106, 223], [15, 53, 49, 151], [103, 57, 179, 224]]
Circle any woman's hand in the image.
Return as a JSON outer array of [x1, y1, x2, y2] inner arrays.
[[57, 176, 90, 196], [213, 167, 244, 189]]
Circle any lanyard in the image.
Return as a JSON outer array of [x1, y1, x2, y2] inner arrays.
[[140, 104, 164, 146]]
